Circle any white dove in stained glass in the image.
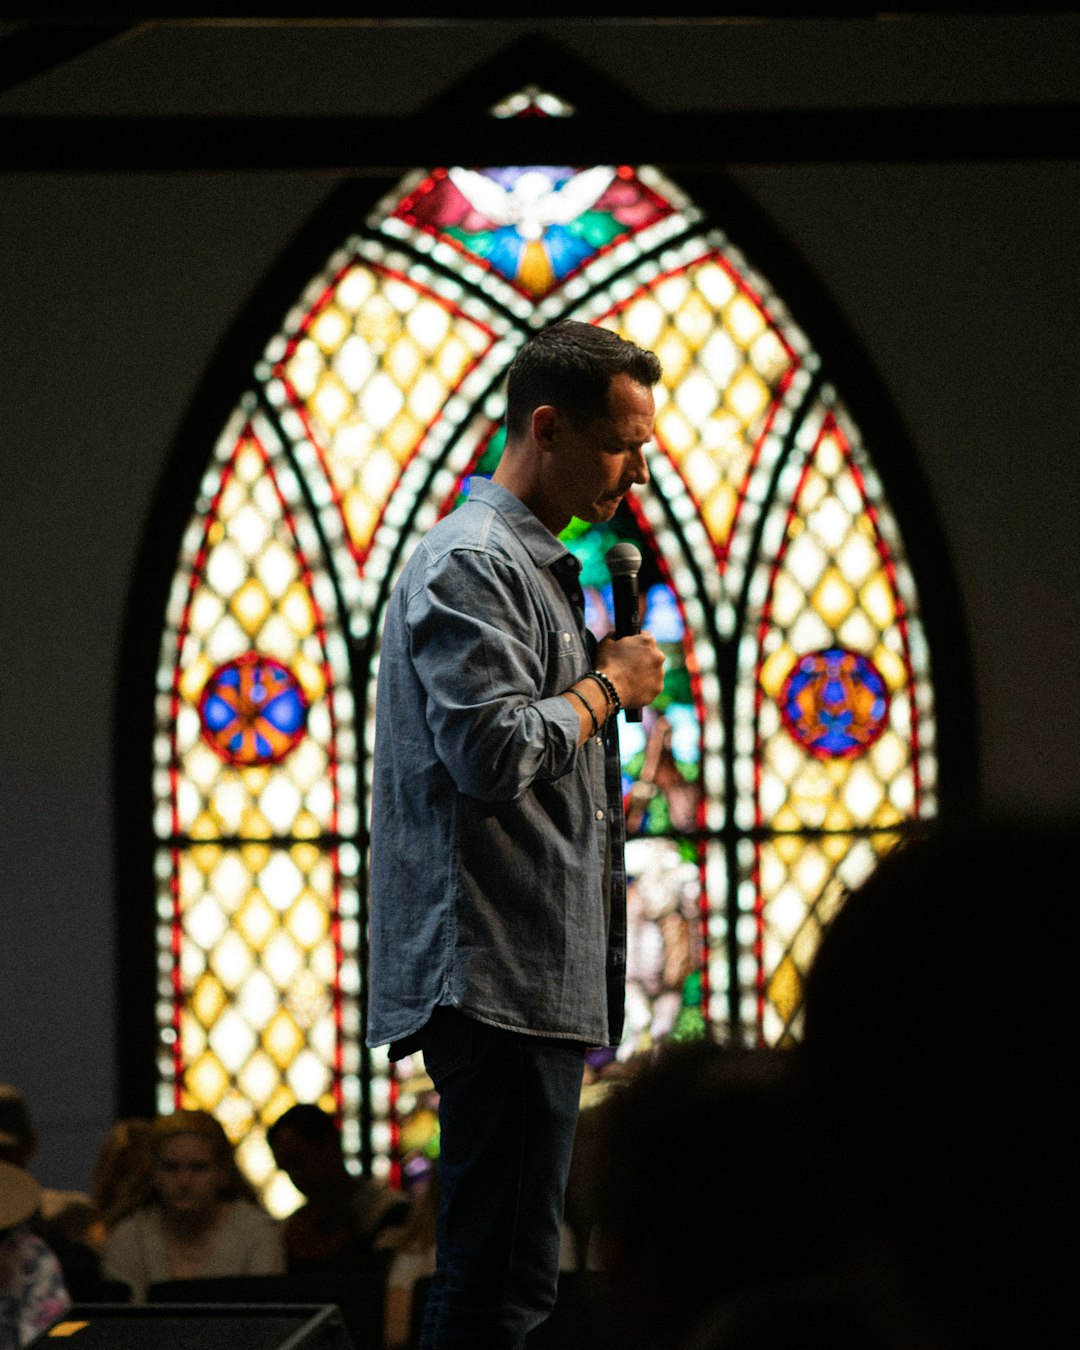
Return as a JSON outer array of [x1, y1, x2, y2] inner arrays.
[[446, 165, 617, 240]]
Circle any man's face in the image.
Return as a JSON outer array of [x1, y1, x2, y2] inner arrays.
[[550, 372, 654, 527]]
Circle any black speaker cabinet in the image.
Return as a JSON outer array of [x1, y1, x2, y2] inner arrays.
[[28, 1303, 355, 1350]]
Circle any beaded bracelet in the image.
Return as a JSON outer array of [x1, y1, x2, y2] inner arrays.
[[587, 669, 622, 716], [565, 685, 599, 738]]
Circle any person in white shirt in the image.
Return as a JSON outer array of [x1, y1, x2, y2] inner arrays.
[[103, 1110, 283, 1302]]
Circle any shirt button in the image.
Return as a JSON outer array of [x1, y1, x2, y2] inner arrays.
[[594, 735, 603, 746], [562, 632, 571, 643], [595, 809, 605, 821]]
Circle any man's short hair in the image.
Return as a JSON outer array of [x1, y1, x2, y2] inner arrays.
[[266, 1102, 340, 1149], [505, 319, 662, 440]]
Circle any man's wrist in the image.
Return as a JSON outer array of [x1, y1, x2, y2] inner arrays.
[[565, 685, 600, 738], [586, 669, 622, 717]]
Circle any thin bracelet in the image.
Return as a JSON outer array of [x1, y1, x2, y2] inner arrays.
[[581, 674, 610, 713], [587, 669, 622, 716], [565, 686, 599, 738]]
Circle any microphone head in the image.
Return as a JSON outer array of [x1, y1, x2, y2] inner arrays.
[[606, 542, 642, 578]]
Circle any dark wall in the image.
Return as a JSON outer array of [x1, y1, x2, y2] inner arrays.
[[1, 15, 1077, 1189]]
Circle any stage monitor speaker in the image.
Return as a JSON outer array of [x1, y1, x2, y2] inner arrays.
[[27, 1303, 355, 1350]]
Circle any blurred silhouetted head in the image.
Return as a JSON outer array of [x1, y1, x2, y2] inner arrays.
[[266, 1103, 346, 1199], [801, 812, 1080, 1339], [0, 1086, 35, 1167], [586, 1040, 860, 1346]]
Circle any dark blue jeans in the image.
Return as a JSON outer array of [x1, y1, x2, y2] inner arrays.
[[417, 1008, 586, 1350]]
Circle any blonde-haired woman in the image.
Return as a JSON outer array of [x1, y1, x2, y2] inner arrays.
[[85, 1118, 153, 1252], [103, 1110, 284, 1301]]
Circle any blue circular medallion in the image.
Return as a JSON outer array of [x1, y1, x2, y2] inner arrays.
[[199, 652, 309, 766]]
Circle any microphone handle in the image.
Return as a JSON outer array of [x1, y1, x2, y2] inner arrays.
[[612, 575, 642, 723]]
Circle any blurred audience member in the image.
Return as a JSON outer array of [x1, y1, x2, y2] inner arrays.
[[0, 1162, 70, 1348], [86, 1119, 153, 1252], [801, 813, 1080, 1350], [267, 1103, 408, 1273], [584, 1038, 905, 1350], [102, 1110, 284, 1301], [0, 1087, 99, 1296], [382, 1166, 439, 1349]]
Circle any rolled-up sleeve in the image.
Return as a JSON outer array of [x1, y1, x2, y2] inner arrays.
[[406, 546, 581, 802]]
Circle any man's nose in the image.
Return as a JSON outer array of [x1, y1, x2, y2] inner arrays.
[[629, 446, 649, 485]]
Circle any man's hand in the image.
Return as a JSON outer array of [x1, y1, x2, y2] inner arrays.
[[596, 631, 666, 712]]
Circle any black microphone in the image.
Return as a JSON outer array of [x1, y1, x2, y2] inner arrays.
[[606, 542, 643, 723]]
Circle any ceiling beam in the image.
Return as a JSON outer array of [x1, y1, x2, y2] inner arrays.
[[2, 6, 1077, 18], [1, 104, 1075, 172], [0, 24, 136, 95]]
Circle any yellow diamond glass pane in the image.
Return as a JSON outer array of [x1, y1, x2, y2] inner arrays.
[[154, 835, 354, 1215], [752, 413, 929, 833], [605, 253, 799, 555], [749, 831, 901, 1043], [275, 262, 499, 559], [162, 431, 340, 840]]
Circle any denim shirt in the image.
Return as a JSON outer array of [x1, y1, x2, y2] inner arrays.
[[366, 477, 626, 1050]]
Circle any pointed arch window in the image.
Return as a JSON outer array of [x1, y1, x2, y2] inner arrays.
[[146, 83, 950, 1209]]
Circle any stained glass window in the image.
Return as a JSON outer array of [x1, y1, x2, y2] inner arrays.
[[153, 98, 940, 1207]]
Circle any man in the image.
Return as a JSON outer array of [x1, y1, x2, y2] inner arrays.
[[267, 1104, 407, 1270], [367, 319, 666, 1347]]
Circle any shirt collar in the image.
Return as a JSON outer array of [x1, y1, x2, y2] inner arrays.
[[467, 476, 575, 572]]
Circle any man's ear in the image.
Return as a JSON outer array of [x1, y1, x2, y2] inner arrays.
[[531, 404, 559, 452]]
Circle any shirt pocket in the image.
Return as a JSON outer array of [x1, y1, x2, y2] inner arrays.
[[546, 626, 583, 694]]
